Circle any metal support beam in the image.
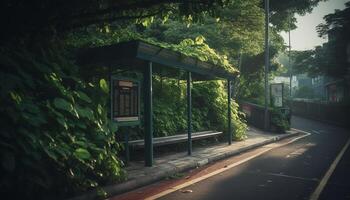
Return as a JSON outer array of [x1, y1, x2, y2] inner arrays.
[[124, 132, 130, 164], [264, 0, 270, 131], [144, 62, 153, 167], [109, 65, 113, 122], [187, 71, 192, 155], [227, 79, 232, 145], [289, 26, 294, 115]]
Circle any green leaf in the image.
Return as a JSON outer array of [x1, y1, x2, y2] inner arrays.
[[76, 91, 92, 103], [76, 121, 87, 129], [56, 117, 68, 130], [53, 98, 72, 112], [21, 102, 40, 114], [109, 121, 118, 133], [44, 148, 58, 162], [75, 140, 87, 147], [195, 35, 205, 45], [74, 148, 91, 160], [10, 91, 22, 104], [76, 106, 94, 120], [97, 104, 103, 115], [96, 188, 108, 198], [99, 79, 109, 93]]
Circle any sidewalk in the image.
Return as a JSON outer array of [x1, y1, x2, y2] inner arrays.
[[70, 127, 299, 200]]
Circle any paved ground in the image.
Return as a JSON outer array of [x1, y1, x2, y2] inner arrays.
[[320, 144, 350, 200], [154, 116, 350, 200], [125, 126, 291, 181], [70, 125, 298, 200], [97, 126, 298, 199], [292, 116, 350, 199]]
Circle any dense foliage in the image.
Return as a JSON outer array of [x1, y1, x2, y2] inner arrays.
[[67, 27, 246, 139], [284, 2, 350, 80], [0, 0, 325, 199], [0, 0, 229, 39], [0, 0, 325, 40], [66, 28, 237, 74], [153, 78, 247, 140], [270, 107, 291, 133], [0, 45, 124, 199]]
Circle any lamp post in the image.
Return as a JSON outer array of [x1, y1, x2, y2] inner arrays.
[[264, 0, 270, 130], [289, 15, 292, 98]]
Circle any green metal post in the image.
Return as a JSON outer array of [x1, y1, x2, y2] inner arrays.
[[144, 61, 153, 167], [187, 71, 192, 155], [109, 66, 113, 122], [124, 132, 130, 165], [227, 79, 232, 145]]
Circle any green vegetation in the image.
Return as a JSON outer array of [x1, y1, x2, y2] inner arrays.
[[0, 45, 124, 199], [152, 68, 247, 140], [270, 108, 291, 133], [283, 2, 350, 79], [0, 0, 325, 199]]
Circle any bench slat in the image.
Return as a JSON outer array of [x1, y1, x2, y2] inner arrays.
[[125, 130, 223, 148]]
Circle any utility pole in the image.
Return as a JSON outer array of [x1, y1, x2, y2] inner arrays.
[[289, 15, 292, 98], [264, 0, 270, 130]]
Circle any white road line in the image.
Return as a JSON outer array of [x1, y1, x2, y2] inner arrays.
[[291, 128, 314, 135], [145, 132, 310, 200], [266, 173, 318, 182], [309, 137, 350, 200]]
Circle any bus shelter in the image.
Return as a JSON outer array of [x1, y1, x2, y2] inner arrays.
[[78, 40, 239, 167]]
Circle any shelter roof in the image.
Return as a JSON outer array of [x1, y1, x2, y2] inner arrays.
[[78, 40, 238, 80]]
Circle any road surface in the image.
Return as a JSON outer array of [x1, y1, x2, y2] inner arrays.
[[154, 116, 350, 200]]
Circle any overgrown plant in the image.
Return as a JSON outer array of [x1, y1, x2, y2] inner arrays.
[[0, 44, 124, 199], [153, 79, 247, 140], [67, 28, 247, 140], [192, 80, 247, 140], [269, 107, 291, 133]]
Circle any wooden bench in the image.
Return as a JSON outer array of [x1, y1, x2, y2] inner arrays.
[[127, 130, 223, 149]]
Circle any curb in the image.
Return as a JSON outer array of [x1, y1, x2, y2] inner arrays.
[[69, 130, 299, 200]]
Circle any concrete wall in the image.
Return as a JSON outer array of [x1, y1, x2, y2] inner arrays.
[[240, 102, 270, 130], [291, 100, 350, 128]]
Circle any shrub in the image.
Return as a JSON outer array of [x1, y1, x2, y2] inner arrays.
[[270, 107, 291, 133], [0, 44, 124, 199], [152, 78, 247, 140]]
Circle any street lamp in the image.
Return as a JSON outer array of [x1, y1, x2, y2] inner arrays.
[[288, 13, 292, 98], [264, 0, 270, 130]]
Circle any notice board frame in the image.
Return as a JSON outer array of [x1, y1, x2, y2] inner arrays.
[[270, 83, 284, 108], [111, 76, 141, 126]]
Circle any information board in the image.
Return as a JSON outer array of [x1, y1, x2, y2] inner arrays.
[[270, 83, 284, 107], [112, 79, 140, 125]]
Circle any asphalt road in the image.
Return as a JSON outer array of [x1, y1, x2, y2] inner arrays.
[[158, 116, 350, 200]]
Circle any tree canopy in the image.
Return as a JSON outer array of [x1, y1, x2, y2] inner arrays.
[[0, 0, 229, 39], [1, 0, 326, 40], [286, 2, 350, 79]]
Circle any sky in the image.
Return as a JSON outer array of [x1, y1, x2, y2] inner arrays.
[[280, 0, 348, 51]]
